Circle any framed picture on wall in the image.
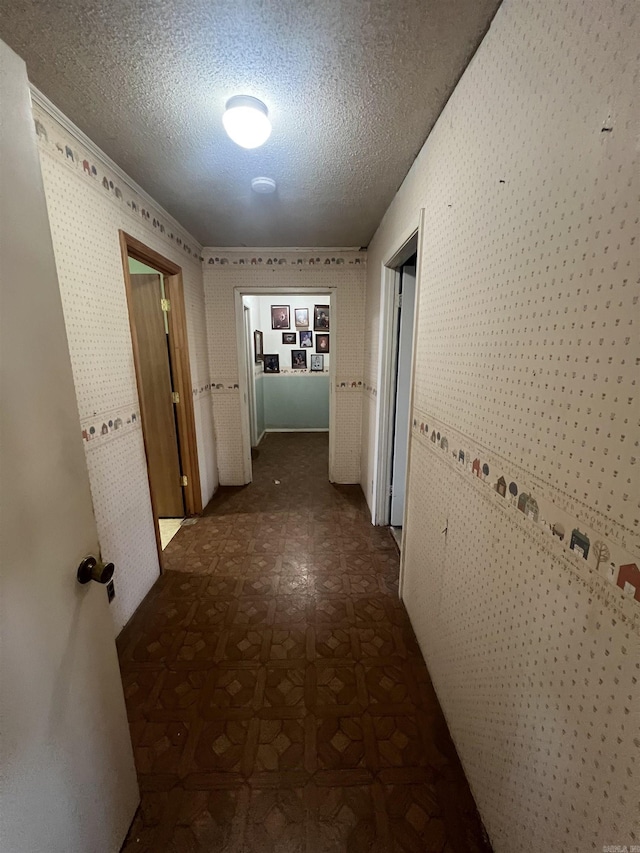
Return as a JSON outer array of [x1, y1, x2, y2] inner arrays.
[[291, 350, 307, 370], [263, 354, 280, 373], [253, 329, 263, 363], [315, 333, 329, 353], [299, 330, 313, 348], [294, 308, 309, 328], [310, 354, 324, 372], [282, 332, 296, 344], [271, 305, 290, 329], [313, 305, 330, 331]]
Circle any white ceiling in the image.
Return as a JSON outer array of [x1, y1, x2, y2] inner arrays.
[[1, 0, 501, 247]]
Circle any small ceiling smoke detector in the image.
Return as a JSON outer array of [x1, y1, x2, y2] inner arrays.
[[222, 95, 271, 149], [251, 176, 277, 194]]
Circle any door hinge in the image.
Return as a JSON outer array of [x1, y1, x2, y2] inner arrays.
[[161, 298, 170, 312], [180, 475, 188, 487], [397, 293, 403, 309], [388, 484, 393, 497], [172, 391, 180, 404]]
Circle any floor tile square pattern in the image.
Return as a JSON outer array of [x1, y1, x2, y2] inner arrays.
[[118, 433, 491, 852]]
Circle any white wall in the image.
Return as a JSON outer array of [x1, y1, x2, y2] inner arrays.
[[251, 293, 331, 372], [33, 99, 218, 634], [362, 0, 639, 850], [204, 251, 365, 483]]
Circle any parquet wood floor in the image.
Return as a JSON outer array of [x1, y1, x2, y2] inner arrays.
[[118, 433, 491, 852]]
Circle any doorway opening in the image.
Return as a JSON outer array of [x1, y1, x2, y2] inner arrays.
[[373, 225, 421, 543], [119, 232, 202, 560], [388, 257, 417, 545], [237, 290, 334, 482]]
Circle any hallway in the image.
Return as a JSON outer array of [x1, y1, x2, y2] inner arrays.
[[117, 433, 490, 852]]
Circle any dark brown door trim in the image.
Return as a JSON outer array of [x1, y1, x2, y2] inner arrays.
[[119, 231, 203, 565]]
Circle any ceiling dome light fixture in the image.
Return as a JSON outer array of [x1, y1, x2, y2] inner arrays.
[[251, 176, 277, 194], [222, 95, 271, 149]]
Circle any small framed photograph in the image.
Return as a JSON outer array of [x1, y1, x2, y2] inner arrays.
[[313, 305, 330, 331], [299, 330, 313, 348], [271, 305, 290, 330], [253, 330, 263, 363], [263, 354, 280, 373], [282, 332, 296, 344], [294, 308, 309, 328], [291, 350, 307, 370], [315, 333, 330, 353], [310, 354, 324, 372]]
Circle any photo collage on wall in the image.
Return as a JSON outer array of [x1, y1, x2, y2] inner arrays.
[[256, 304, 330, 373]]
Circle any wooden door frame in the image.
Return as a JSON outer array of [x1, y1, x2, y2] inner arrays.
[[243, 305, 258, 446], [119, 232, 202, 563]]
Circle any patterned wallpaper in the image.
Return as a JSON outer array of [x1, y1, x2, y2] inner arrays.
[[362, 0, 639, 850], [33, 102, 218, 634], [202, 250, 366, 484]]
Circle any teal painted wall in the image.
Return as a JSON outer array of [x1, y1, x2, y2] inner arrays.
[[255, 372, 266, 439], [128, 258, 159, 276], [264, 376, 329, 430]]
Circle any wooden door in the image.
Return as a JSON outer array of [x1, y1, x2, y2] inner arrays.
[[0, 39, 139, 852], [129, 273, 185, 517]]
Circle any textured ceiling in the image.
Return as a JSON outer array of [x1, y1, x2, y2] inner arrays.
[[1, 0, 501, 246]]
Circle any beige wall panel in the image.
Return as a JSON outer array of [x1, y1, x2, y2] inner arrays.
[[203, 252, 366, 485], [33, 104, 217, 632], [361, 0, 639, 848]]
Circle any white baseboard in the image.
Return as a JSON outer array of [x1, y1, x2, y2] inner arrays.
[[255, 430, 266, 446], [265, 428, 329, 433]]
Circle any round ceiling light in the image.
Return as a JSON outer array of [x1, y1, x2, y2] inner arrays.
[[251, 176, 277, 194], [222, 95, 271, 149]]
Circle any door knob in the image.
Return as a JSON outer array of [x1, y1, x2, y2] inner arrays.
[[77, 556, 115, 585]]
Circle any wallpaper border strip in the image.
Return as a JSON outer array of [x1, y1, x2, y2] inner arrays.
[[410, 410, 640, 611], [31, 90, 203, 264], [411, 408, 637, 550]]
